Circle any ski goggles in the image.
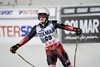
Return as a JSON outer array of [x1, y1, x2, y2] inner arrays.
[[38, 13, 48, 18]]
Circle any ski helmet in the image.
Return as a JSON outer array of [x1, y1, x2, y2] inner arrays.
[[38, 8, 50, 20]]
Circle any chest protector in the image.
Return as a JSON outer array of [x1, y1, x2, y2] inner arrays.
[[36, 21, 60, 47]]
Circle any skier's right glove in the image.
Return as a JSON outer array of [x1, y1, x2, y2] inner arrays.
[[10, 44, 20, 54]]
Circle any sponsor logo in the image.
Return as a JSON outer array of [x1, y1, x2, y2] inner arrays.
[[64, 19, 99, 34], [0, 10, 13, 15], [19, 10, 38, 15], [0, 25, 32, 37]]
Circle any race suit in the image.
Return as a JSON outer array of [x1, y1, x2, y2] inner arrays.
[[18, 20, 75, 67]]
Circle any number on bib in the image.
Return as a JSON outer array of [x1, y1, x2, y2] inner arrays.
[[45, 35, 52, 41]]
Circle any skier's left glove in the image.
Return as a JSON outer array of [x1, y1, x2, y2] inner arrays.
[[74, 27, 82, 36], [10, 44, 20, 54]]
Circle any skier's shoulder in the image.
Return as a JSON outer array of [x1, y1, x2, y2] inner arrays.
[[34, 23, 40, 27], [48, 20, 58, 26], [31, 24, 39, 30], [48, 20, 58, 23], [48, 20, 60, 27]]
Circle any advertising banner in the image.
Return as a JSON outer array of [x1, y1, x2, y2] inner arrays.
[[0, 7, 57, 45], [60, 6, 100, 43], [0, 8, 56, 18]]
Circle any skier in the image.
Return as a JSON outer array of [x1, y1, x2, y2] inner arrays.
[[10, 8, 82, 67]]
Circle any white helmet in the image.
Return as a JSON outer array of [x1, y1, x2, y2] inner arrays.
[[38, 8, 50, 15], [38, 8, 50, 20]]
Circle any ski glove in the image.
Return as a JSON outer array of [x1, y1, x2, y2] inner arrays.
[[10, 44, 20, 54], [74, 27, 82, 36]]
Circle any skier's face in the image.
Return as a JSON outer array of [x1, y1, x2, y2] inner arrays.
[[38, 13, 48, 23], [39, 16, 46, 23]]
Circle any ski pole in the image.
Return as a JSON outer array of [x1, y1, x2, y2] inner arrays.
[[16, 52, 35, 67], [74, 35, 78, 67]]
